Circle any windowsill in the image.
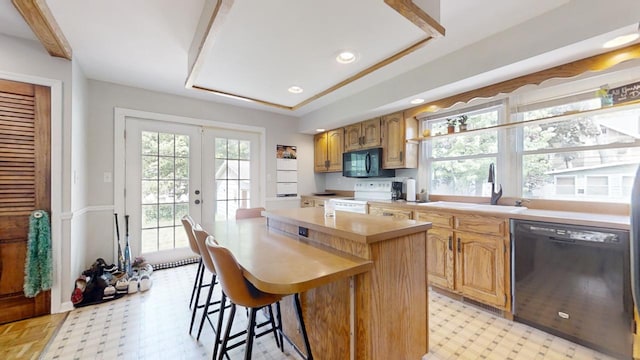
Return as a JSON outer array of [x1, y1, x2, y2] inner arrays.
[[411, 98, 640, 141]]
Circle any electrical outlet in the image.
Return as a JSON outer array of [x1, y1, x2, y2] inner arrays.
[[298, 226, 308, 237]]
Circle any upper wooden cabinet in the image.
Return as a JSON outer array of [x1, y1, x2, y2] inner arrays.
[[381, 112, 418, 169], [344, 118, 382, 152], [314, 129, 344, 173]]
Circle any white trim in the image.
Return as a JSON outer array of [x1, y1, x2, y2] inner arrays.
[[60, 212, 73, 220], [73, 205, 115, 218], [0, 71, 64, 315], [58, 301, 74, 314]]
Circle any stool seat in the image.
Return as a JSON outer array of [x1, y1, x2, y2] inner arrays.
[[205, 236, 283, 360]]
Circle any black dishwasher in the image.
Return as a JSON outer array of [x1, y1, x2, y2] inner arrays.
[[511, 219, 632, 359]]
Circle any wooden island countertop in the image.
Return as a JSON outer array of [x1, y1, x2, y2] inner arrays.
[[264, 207, 432, 243], [211, 217, 373, 294]]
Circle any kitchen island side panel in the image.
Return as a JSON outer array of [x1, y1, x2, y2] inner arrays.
[[356, 232, 428, 359]]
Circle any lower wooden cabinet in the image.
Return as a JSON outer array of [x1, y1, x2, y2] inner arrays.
[[456, 231, 506, 307], [426, 227, 454, 290], [416, 210, 509, 310]]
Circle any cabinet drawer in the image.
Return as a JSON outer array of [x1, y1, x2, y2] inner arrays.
[[415, 211, 453, 228], [454, 214, 506, 236], [369, 206, 413, 220], [301, 198, 315, 207]]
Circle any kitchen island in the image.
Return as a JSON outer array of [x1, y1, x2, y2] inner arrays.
[[261, 207, 431, 360]]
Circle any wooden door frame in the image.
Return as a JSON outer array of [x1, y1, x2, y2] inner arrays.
[[0, 70, 64, 314]]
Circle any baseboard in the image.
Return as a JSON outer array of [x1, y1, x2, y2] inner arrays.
[[57, 301, 74, 313]]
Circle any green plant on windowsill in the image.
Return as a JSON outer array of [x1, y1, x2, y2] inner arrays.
[[446, 117, 457, 134], [457, 115, 469, 132]]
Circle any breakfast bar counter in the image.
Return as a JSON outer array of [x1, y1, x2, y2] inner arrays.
[[257, 208, 431, 360]]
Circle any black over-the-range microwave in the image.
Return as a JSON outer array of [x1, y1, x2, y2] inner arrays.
[[342, 148, 396, 178]]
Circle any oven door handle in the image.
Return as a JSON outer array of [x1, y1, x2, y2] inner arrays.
[[365, 152, 371, 173]]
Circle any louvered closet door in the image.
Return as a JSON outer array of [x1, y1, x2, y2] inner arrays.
[[0, 79, 51, 324]]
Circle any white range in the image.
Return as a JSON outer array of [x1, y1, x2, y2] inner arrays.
[[330, 181, 395, 214]]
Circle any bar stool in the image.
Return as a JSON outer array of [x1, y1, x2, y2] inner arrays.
[[227, 209, 313, 360], [181, 215, 211, 334], [205, 236, 283, 360]]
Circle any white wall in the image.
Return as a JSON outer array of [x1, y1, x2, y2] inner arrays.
[[85, 80, 318, 263], [0, 33, 73, 311]]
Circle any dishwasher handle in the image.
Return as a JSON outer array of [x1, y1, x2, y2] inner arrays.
[[548, 236, 576, 244]]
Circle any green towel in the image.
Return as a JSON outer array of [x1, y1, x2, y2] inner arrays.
[[23, 210, 52, 298]]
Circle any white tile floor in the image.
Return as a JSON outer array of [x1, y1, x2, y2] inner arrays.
[[42, 264, 621, 360]]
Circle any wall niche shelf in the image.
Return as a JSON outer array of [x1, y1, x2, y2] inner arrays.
[[410, 98, 640, 142]]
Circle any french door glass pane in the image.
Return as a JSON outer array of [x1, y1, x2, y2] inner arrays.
[[214, 136, 252, 220], [140, 131, 190, 253]]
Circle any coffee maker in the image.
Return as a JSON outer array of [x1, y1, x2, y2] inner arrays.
[[391, 181, 403, 200]]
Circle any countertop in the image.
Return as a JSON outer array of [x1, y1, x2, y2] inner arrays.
[[301, 194, 630, 230], [264, 207, 432, 243], [371, 200, 631, 230]]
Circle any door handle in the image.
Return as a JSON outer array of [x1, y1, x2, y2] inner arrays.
[[457, 238, 461, 253], [365, 153, 371, 173], [194, 199, 201, 205], [448, 236, 452, 251], [399, 151, 403, 162]]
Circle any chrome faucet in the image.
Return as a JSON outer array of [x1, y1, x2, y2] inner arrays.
[[488, 163, 502, 205]]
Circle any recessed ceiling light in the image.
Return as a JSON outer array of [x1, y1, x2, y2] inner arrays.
[[315, 128, 325, 132], [336, 51, 357, 64], [288, 86, 303, 94], [410, 98, 425, 104], [603, 33, 640, 48]]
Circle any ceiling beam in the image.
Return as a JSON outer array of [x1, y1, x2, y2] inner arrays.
[[384, 0, 445, 37], [12, 0, 72, 60]]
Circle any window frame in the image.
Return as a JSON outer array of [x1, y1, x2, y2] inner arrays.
[[421, 100, 507, 196]]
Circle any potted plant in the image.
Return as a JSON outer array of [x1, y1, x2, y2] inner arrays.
[[458, 115, 469, 132], [446, 118, 456, 134]]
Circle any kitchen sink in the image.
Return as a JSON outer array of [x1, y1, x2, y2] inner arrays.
[[471, 204, 528, 213], [417, 201, 528, 213]]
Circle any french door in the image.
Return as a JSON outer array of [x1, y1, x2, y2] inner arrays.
[[124, 118, 261, 263], [125, 119, 202, 264]]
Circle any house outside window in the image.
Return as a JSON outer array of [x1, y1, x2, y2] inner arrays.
[[554, 176, 576, 196], [519, 95, 640, 202]]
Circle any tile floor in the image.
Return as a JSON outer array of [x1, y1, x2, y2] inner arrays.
[[41, 264, 620, 360]]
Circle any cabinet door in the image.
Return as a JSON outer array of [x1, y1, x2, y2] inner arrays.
[[427, 227, 454, 290], [326, 129, 344, 172], [361, 118, 381, 149], [455, 232, 506, 307], [381, 112, 405, 168], [314, 132, 328, 172], [344, 124, 362, 152]]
